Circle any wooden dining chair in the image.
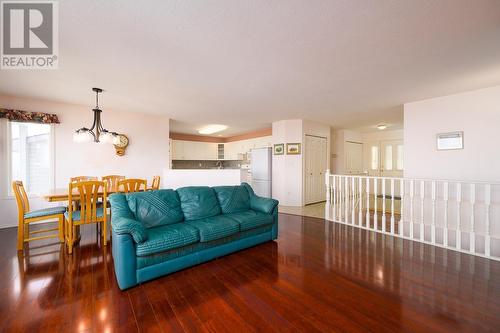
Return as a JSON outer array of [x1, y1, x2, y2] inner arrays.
[[102, 175, 125, 192], [70, 176, 98, 183], [65, 180, 107, 254], [12, 181, 65, 252], [117, 178, 147, 193], [151, 176, 161, 190]]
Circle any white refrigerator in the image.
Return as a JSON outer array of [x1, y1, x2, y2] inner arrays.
[[251, 147, 272, 198]]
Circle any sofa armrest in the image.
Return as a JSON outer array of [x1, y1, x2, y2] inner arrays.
[[112, 217, 147, 243], [112, 230, 138, 290], [250, 195, 279, 215], [109, 193, 147, 243]]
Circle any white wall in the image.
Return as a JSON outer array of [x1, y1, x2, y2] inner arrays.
[[331, 129, 362, 174], [0, 94, 170, 228], [272, 119, 331, 206], [404, 85, 500, 182], [272, 119, 303, 206]]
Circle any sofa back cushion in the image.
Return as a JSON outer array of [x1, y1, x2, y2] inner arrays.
[[126, 189, 184, 228], [177, 186, 221, 221], [213, 185, 250, 214]]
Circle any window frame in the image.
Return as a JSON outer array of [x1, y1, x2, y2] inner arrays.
[[4, 120, 55, 198]]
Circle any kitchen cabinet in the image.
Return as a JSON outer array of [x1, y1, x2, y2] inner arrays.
[[223, 136, 273, 160], [172, 136, 272, 161], [172, 140, 217, 160]]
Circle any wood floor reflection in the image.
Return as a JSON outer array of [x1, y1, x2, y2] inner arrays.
[[0, 214, 499, 332]]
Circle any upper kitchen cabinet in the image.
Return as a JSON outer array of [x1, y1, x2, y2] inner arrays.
[[224, 136, 272, 160], [171, 136, 272, 161], [172, 140, 217, 160]]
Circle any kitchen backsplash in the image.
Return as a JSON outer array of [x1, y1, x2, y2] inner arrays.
[[172, 160, 242, 169]]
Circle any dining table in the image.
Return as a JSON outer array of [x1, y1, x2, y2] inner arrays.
[[43, 188, 117, 202], [42, 187, 152, 202]]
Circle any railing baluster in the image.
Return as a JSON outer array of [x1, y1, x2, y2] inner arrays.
[[345, 176, 349, 224], [358, 177, 363, 227], [456, 183, 462, 250], [431, 181, 436, 245], [366, 178, 370, 229], [410, 180, 414, 239], [485, 184, 491, 257], [382, 179, 386, 233], [420, 180, 425, 242], [332, 175, 336, 220], [399, 179, 404, 237], [374, 179, 378, 231], [326, 170, 331, 203], [470, 183, 476, 254], [391, 178, 395, 235], [443, 182, 449, 247], [339, 176, 343, 222], [351, 177, 355, 225]]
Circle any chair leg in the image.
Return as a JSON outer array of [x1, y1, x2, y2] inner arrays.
[[102, 221, 107, 246], [17, 219, 24, 251], [58, 215, 65, 243], [67, 222, 74, 255], [24, 222, 29, 240]]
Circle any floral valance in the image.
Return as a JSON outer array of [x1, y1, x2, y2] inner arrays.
[[0, 108, 60, 124]]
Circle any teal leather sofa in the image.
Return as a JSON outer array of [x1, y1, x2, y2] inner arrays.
[[109, 183, 278, 290]]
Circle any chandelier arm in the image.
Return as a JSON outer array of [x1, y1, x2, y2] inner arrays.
[[88, 129, 97, 141], [88, 109, 98, 132], [95, 110, 102, 141]]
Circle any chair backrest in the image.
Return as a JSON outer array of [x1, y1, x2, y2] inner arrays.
[[102, 175, 125, 192], [151, 176, 161, 190], [68, 180, 107, 223], [12, 181, 29, 216], [70, 176, 98, 183], [118, 178, 147, 193]]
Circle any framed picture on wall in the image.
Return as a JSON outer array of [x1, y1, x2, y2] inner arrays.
[[273, 144, 284, 155], [437, 131, 463, 150], [286, 143, 301, 155]]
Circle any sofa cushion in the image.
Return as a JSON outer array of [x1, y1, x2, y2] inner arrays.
[[177, 187, 221, 221], [213, 185, 250, 214], [186, 215, 239, 242], [136, 223, 200, 256], [126, 190, 184, 228], [224, 210, 273, 231]]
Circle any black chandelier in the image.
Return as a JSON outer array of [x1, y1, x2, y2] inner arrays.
[[73, 88, 119, 144]]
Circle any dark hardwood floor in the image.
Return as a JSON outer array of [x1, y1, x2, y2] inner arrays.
[[1, 213, 499, 332]]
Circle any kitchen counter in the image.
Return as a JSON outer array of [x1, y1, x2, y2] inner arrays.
[[163, 169, 246, 189]]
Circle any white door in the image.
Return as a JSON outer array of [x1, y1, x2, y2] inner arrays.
[[344, 141, 363, 175], [305, 135, 328, 205], [380, 140, 404, 178]]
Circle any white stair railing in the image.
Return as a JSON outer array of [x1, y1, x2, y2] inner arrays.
[[325, 170, 500, 261]]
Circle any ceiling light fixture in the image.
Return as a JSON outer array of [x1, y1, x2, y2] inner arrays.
[[73, 88, 119, 144], [198, 124, 228, 135], [377, 124, 387, 130]]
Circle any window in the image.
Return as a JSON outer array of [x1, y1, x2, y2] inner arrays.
[[370, 146, 379, 170], [9, 122, 53, 195], [396, 144, 404, 170], [384, 145, 393, 170]]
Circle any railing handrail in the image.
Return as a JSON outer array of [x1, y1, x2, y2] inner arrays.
[[326, 171, 500, 186]]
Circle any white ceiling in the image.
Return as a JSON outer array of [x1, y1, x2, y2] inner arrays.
[[1, 0, 500, 135]]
